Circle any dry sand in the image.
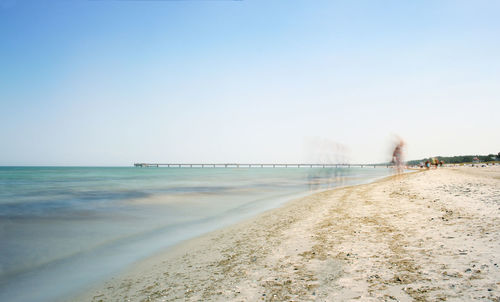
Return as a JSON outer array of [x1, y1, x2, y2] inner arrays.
[[77, 167, 500, 301]]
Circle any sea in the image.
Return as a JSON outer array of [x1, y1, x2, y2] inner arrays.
[[0, 166, 393, 301]]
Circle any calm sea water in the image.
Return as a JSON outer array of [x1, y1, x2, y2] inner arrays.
[[0, 166, 393, 301]]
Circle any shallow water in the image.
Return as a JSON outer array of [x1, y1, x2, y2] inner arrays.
[[0, 166, 393, 301]]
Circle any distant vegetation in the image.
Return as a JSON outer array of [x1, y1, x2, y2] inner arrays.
[[406, 153, 500, 165]]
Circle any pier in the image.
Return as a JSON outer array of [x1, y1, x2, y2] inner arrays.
[[134, 163, 390, 168]]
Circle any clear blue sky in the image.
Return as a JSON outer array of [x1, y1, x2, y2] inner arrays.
[[1, 0, 499, 165]]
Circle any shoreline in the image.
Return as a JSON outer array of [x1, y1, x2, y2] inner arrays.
[[72, 172, 402, 300], [1, 167, 394, 302], [75, 167, 499, 301]]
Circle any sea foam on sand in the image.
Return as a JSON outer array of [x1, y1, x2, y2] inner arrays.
[[76, 167, 500, 301]]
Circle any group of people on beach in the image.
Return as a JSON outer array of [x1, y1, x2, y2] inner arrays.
[[422, 158, 444, 169], [390, 137, 448, 172]]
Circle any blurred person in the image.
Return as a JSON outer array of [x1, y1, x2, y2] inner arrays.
[[432, 158, 439, 169], [391, 138, 405, 174]]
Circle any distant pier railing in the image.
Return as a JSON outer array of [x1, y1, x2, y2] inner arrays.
[[134, 163, 391, 168]]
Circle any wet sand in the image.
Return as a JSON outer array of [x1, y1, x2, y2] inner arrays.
[[77, 167, 500, 301]]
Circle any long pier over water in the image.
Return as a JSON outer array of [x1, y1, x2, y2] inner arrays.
[[134, 163, 390, 168]]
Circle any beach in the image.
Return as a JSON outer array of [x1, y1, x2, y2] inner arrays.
[[4, 1, 499, 301], [77, 166, 500, 301]]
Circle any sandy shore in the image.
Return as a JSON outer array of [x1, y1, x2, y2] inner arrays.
[[77, 167, 500, 301]]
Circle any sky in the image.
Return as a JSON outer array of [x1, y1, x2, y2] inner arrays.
[[1, 0, 499, 166]]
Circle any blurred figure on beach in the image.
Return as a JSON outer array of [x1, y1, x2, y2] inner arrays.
[[432, 157, 439, 169], [391, 137, 405, 174], [303, 137, 349, 190]]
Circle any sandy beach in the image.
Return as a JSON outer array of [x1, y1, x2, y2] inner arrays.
[[78, 167, 500, 302]]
